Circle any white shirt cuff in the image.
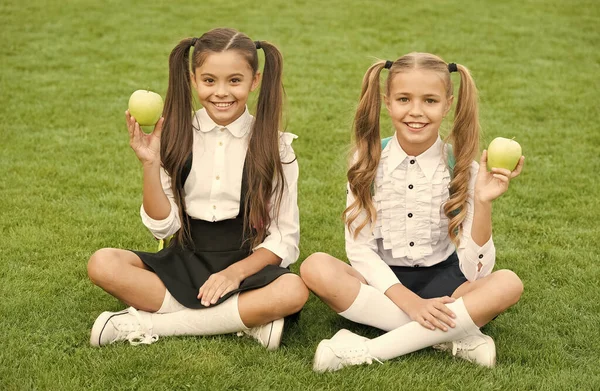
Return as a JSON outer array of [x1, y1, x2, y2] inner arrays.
[[140, 204, 180, 240], [459, 235, 495, 281]]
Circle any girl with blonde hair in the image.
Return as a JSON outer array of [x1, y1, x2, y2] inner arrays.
[[301, 53, 525, 371]]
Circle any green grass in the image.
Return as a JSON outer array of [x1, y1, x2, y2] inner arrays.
[[1, 0, 599, 389]]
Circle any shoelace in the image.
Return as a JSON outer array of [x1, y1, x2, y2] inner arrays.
[[337, 347, 382, 367], [237, 326, 264, 344], [124, 307, 159, 346], [451, 339, 476, 357]]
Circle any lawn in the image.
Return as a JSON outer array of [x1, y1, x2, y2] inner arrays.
[[1, 0, 599, 390]]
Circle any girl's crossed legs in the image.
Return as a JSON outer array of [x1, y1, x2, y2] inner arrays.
[[87, 248, 308, 348], [300, 252, 523, 370]]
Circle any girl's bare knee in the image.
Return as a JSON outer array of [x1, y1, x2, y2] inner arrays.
[[87, 248, 119, 287], [272, 274, 309, 315], [299, 252, 334, 288], [495, 269, 524, 305]]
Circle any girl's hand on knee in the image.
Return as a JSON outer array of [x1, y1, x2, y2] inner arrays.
[[475, 150, 525, 203], [405, 296, 456, 331], [125, 110, 164, 165], [197, 268, 242, 307]]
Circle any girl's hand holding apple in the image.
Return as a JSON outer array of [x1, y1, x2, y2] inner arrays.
[[475, 149, 525, 203], [125, 110, 165, 165]]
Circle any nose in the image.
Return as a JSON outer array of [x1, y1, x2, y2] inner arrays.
[[215, 83, 229, 98], [408, 101, 423, 117]]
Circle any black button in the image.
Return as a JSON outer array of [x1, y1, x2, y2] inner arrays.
[[409, 241, 414, 246], [413, 264, 420, 268], [408, 184, 414, 189], [408, 213, 413, 218], [478, 254, 484, 259], [410, 159, 416, 164]]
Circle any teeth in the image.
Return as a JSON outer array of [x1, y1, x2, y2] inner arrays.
[[407, 123, 426, 129], [214, 102, 234, 107]]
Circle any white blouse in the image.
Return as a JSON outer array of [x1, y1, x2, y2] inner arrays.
[[140, 107, 300, 268], [345, 135, 495, 293]]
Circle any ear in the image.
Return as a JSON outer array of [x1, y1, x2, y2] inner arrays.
[[444, 95, 454, 116], [384, 94, 392, 114], [190, 72, 198, 89], [251, 72, 261, 92]]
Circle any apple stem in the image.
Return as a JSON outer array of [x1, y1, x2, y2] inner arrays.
[[512, 137, 516, 141]]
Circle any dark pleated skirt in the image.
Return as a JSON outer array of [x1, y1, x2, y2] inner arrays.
[[132, 214, 291, 309], [390, 252, 468, 299]]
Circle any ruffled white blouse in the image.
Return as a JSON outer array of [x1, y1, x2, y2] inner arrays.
[[140, 107, 300, 268], [345, 135, 495, 293]]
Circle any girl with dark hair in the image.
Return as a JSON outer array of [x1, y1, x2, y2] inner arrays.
[[301, 53, 525, 370], [87, 28, 307, 350]]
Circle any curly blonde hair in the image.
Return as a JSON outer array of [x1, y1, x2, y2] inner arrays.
[[344, 52, 480, 246]]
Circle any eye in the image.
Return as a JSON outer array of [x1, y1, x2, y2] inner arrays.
[[230, 78, 241, 84], [397, 97, 409, 103], [203, 78, 214, 84], [425, 98, 438, 104]]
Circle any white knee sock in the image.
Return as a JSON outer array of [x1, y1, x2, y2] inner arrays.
[[338, 283, 412, 331], [156, 289, 186, 314], [142, 294, 248, 336], [366, 298, 481, 361]]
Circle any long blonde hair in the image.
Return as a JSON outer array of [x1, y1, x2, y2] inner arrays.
[[344, 52, 480, 246]]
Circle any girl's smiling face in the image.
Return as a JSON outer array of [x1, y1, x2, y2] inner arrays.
[[192, 50, 260, 126], [384, 69, 453, 156]]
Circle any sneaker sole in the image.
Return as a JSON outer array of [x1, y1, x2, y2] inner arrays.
[[265, 318, 285, 351]]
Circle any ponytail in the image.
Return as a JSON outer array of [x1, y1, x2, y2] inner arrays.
[[161, 37, 196, 246], [443, 64, 480, 246], [344, 60, 387, 238], [244, 40, 286, 249]]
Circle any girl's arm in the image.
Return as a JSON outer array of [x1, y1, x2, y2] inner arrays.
[[198, 133, 300, 306], [457, 151, 524, 280], [345, 183, 401, 293], [139, 164, 181, 240], [125, 111, 181, 239], [252, 133, 300, 268]]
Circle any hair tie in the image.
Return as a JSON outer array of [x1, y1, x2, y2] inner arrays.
[[384, 60, 393, 69], [190, 37, 198, 47], [255, 41, 262, 50], [448, 63, 458, 73]]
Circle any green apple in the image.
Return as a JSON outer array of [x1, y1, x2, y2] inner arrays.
[[487, 137, 522, 171], [128, 90, 164, 126]]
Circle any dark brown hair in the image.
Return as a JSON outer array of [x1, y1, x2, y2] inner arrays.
[[161, 28, 286, 249], [345, 52, 480, 246]]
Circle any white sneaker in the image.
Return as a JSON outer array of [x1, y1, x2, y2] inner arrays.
[[90, 307, 158, 347], [433, 334, 496, 367], [313, 329, 380, 373], [240, 318, 284, 351]]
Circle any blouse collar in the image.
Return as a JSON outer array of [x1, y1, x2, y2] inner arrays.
[[194, 106, 252, 138], [387, 134, 444, 181]]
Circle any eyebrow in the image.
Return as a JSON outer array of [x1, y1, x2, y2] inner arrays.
[[200, 73, 245, 78], [393, 92, 442, 98]]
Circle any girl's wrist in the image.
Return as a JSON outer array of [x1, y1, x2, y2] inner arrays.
[[142, 159, 161, 169], [474, 193, 493, 206]]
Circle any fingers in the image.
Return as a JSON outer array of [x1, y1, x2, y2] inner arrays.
[[198, 276, 219, 306], [479, 149, 488, 167], [152, 117, 165, 139], [424, 314, 448, 331], [417, 316, 435, 331], [197, 275, 233, 306], [511, 156, 525, 178]]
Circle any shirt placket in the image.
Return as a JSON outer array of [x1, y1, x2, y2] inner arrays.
[[405, 157, 418, 263], [209, 127, 227, 221]]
